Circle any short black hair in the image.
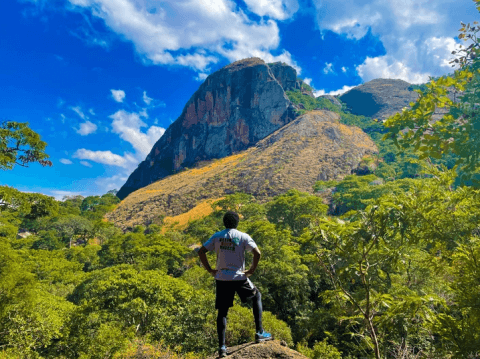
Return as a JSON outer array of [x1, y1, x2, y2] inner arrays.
[[223, 211, 239, 229]]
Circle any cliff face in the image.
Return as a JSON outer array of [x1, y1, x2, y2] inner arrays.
[[108, 110, 378, 230], [117, 58, 298, 200]]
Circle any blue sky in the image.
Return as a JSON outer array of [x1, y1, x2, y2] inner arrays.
[[1, 0, 477, 199]]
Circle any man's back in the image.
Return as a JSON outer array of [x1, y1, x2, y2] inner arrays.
[[203, 228, 257, 281]]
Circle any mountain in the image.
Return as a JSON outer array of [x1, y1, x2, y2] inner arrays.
[[117, 58, 307, 200], [107, 110, 377, 230], [339, 78, 420, 120]]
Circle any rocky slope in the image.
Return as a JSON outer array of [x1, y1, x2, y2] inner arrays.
[[107, 110, 377, 230], [205, 340, 308, 359], [117, 58, 304, 200], [339, 78, 419, 120]]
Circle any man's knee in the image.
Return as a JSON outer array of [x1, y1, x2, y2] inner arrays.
[[218, 307, 229, 318], [254, 289, 261, 300]]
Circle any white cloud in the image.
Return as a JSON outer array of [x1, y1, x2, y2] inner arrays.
[[29, 0, 300, 73], [111, 89, 126, 103], [95, 174, 129, 193], [195, 73, 209, 82], [303, 78, 312, 85], [59, 158, 73, 165], [313, 0, 476, 83], [73, 148, 137, 169], [80, 160, 93, 167], [75, 120, 98, 135], [110, 110, 166, 156], [143, 91, 153, 105], [323, 63, 334, 74], [70, 106, 86, 119], [314, 85, 357, 97], [89, 108, 96, 115], [242, 0, 299, 20], [356, 56, 430, 84], [341, 66, 348, 73]]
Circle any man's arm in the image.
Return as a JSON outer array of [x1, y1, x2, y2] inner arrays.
[[198, 246, 217, 276], [244, 247, 261, 277]]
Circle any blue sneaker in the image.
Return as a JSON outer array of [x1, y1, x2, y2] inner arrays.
[[218, 345, 227, 358], [255, 330, 273, 343]]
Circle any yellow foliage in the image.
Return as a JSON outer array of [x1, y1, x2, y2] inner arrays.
[[163, 197, 224, 231]]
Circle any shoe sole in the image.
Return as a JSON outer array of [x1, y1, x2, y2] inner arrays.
[[255, 337, 273, 343]]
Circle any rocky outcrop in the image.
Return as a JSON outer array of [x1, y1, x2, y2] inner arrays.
[[117, 58, 298, 200], [339, 78, 419, 120], [206, 340, 308, 359], [108, 110, 378, 229]]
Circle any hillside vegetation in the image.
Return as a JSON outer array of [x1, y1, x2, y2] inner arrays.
[[107, 110, 377, 230], [1, 9, 480, 359]]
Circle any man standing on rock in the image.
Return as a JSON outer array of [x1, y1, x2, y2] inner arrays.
[[198, 211, 272, 358]]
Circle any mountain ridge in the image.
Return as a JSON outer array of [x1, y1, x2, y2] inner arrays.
[[107, 110, 377, 230]]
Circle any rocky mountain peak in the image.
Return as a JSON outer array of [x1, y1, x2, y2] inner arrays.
[[117, 58, 299, 200], [339, 78, 419, 120]]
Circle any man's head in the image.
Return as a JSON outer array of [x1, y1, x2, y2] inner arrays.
[[223, 211, 239, 229]]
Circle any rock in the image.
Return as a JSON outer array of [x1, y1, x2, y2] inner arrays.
[[206, 340, 308, 359], [117, 58, 298, 200], [339, 78, 419, 120]]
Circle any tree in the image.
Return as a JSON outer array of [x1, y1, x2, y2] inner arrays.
[[0, 121, 52, 170], [383, 19, 480, 186]]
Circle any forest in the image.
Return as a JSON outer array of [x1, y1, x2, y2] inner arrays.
[[1, 7, 479, 359]]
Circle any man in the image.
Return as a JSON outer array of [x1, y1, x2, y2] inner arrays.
[[198, 211, 272, 358]]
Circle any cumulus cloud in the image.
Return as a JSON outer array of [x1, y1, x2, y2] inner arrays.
[[73, 148, 137, 169], [313, 0, 476, 83], [356, 56, 430, 84], [75, 120, 98, 135], [59, 158, 73, 165], [314, 85, 356, 97], [242, 0, 299, 20], [195, 73, 209, 82], [110, 110, 166, 156], [303, 78, 312, 85], [31, 0, 300, 73], [111, 89, 125, 103], [342, 66, 348, 73]]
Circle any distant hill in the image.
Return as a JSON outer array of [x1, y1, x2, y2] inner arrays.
[[107, 110, 377, 229], [339, 78, 419, 120]]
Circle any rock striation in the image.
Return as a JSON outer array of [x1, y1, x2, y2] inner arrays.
[[117, 58, 299, 200]]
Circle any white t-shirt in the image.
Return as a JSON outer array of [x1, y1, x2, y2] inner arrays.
[[203, 228, 258, 281]]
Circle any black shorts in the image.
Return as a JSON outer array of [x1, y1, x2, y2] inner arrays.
[[215, 279, 258, 310]]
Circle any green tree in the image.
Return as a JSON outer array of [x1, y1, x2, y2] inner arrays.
[[0, 121, 52, 170], [266, 189, 328, 235], [384, 19, 480, 186]]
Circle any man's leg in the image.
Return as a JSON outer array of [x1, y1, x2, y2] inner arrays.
[[252, 289, 263, 333], [217, 307, 229, 348]]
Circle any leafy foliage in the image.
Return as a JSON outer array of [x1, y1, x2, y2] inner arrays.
[[0, 121, 52, 170]]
